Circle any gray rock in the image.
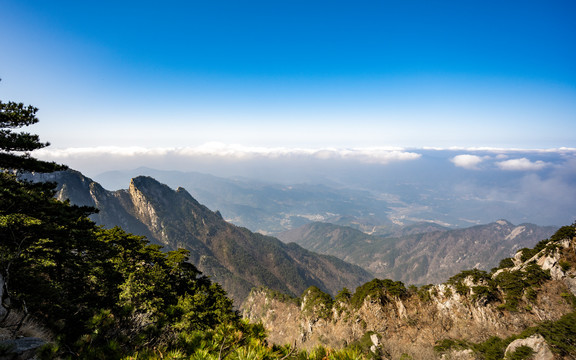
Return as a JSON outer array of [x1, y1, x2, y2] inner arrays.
[[0, 337, 46, 360], [441, 349, 476, 360], [505, 334, 555, 360]]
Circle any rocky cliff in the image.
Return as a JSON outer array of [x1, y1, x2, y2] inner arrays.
[[243, 227, 576, 359], [27, 170, 372, 303]]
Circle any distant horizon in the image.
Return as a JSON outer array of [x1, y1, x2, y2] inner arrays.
[[34, 143, 576, 178]]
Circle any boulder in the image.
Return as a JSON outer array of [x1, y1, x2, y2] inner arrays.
[[505, 334, 554, 360]]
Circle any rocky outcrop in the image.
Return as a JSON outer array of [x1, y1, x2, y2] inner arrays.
[[504, 334, 554, 360], [243, 233, 576, 358]]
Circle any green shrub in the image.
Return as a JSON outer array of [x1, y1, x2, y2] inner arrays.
[[471, 285, 499, 304], [350, 279, 407, 308], [433, 339, 470, 353], [417, 285, 434, 302], [335, 288, 352, 303], [448, 268, 491, 284], [301, 286, 334, 319], [506, 345, 534, 360], [559, 260, 571, 272], [472, 336, 508, 360], [498, 257, 515, 269], [550, 225, 576, 242]]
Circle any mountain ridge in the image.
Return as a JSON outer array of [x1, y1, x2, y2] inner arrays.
[[277, 220, 557, 285], [243, 226, 576, 358], [27, 169, 372, 303]]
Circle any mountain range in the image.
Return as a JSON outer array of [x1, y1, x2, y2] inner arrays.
[[29, 168, 558, 299], [29, 170, 372, 302], [94, 167, 396, 235], [277, 221, 557, 284]]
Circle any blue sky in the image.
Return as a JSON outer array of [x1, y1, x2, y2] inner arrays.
[[1, 0, 576, 154]]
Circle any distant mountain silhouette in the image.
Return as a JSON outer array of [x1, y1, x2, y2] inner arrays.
[[277, 220, 557, 284]]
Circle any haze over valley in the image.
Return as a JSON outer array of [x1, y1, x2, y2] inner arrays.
[[85, 146, 576, 232]]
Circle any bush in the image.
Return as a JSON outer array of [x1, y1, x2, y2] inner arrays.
[[498, 258, 515, 269], [506, 345, 534, 360], [350, 279, 407, 308], [550, 225, 576, 242], [417, 285, 434, 302], [301, 286, 334, 319]]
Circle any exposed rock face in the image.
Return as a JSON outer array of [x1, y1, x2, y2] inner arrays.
[[26, 170, 372, 303], [440, 349, 475, 360], [243, 234, 576, 358], [505, 334, 554, 360], [0, 337, 45, 360], [277, 220, 557, 285]]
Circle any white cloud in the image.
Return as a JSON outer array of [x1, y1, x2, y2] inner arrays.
[[34, 143, 421, 165], [496, 158, 549, 171], [423, 146, 576, 154], [450, 154, 484, 169]]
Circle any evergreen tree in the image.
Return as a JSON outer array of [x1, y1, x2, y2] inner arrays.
[[1, 97, 239, 357], [0, 99, 64, 172]]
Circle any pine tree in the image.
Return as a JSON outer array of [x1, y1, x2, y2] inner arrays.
[[0, 99, 64, 172]]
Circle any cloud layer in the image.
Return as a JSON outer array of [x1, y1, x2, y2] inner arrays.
[[35, 143, 422, 165]]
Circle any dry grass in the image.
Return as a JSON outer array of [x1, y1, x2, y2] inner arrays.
[[0, 310, 53, 341]]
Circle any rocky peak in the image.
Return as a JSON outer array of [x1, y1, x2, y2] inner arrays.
[[243, 227, 576, 357]]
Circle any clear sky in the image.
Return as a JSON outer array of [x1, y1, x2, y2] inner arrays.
[[1, 0, 576, 153]]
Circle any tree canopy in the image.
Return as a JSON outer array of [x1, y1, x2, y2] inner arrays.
[[0, 98, 240, 357]]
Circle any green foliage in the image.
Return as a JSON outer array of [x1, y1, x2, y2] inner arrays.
[[433, 338, 470, 353], [493, 262, 550, 311], [252, 286, 300, 306], [335, 287, 352, 303], [471, 336, 508, 360], [0, 97, 242, 358], [559, 259, 571, 272], [448, 269, 492, 284], [560, 292, 576, 309], [417, 284, 434, 302], [350, 279, 407, 308], [498, 257, 515, 269], [447, 269, 494, 297], [550, 224, 576, 242], [462, 312, 576, 359], [517, 312, 576, 356], [301, 286, 334, 319], [342, 331, 380, 360], [505, 345, 533, 360], [471, 285, 499, 305], [0, 100, 64, 172], [519, 247, 536, 262]]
